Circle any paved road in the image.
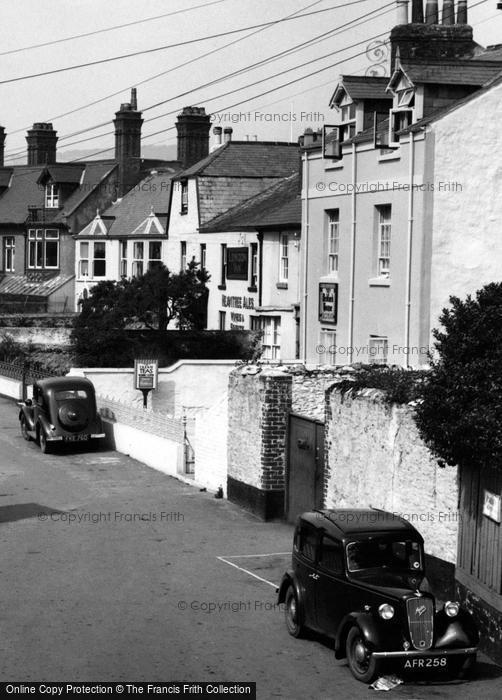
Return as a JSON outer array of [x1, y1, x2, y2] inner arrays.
[[0, 395, 500, 699]]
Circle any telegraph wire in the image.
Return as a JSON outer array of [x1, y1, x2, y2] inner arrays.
[[3, 0, 394, 159], [0, 2, 386, 86]]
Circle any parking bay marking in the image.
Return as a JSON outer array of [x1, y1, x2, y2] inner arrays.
[[217, 553, 290, 589]]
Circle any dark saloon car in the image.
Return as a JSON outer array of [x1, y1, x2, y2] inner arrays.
[[19, 376, 105, 453], [277, 509, 478, 683]]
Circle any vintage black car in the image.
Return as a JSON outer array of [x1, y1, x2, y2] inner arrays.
[[19, 376, 105, 453], [277, 509, 478, 683]]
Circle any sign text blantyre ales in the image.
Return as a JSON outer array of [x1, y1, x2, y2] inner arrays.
[[221, 295, 254, 309], [1, 682, 257, 697]]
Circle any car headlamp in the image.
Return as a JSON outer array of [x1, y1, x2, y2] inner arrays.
[[378, 603, 395, 620], [444, 601, 459, 618]]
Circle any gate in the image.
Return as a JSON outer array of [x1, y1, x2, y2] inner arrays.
[[287, 414, 325, 523]]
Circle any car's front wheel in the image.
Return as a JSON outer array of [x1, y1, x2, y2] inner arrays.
[[39, 431, 51, 454], [284, 585, 305, 638], [20, 415, 31, 441], [346, 626, 381, 683]]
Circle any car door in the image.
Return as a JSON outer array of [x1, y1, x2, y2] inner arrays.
[[314, 533, 348, 637], [292, 522, 320, 628]]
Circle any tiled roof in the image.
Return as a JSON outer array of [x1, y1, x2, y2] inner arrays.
[[200, 173, 301, 232], [176, 141, 300, 178], [395, 60, 502, 87], [330, 76, 391, 106], [37, 164, 85, 185], [75, 169, 179, 238], [0, 273, 74, 298], [53, 161, 117, 220], [0, 165, 46, 224]]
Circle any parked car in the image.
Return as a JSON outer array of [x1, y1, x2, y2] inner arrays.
[[277, 509, 478, 683], [19, 376, 105, 453]]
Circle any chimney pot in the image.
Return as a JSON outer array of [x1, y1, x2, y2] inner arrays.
[[396, 0, 409, 25], [411, 0, 424, 22], [442, 0, 455, 24], [457, 0, 468, 24], [0, 126, 5, 167], [131, 88, 137, 111], [223, 127, 233, 143], [425, 0, 439, 23]]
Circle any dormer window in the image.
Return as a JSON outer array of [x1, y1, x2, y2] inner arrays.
[[45, 183, 59, 208], [389, 107, 414, 147], [339, 99, 356, 142], [397, 88, 415, 108]]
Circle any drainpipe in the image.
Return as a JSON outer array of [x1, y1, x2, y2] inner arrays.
[[302, 150, 310, 364], [404, 130, 415, 367], [348, 142, 357, 365]]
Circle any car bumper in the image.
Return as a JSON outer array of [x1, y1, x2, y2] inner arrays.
[[372, 647, 477, 659]]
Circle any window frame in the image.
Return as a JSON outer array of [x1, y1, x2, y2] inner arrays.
[[369, 335, 389, 365], [250, 242, 258, 289], [132, 241, 145, 278], [3, 236, 15, 272], [376, 205, 391, 278], [45, 183, 59, 209], [180, 180, 188, 215], [28, 228, 59, 270], [180, 241, 187, 271], [279, 234, 289, 283], [327, 210, 340, 274], [120, 240, 128, 277]]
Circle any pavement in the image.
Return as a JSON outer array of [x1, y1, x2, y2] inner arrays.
[[0, 394, 501, 699]]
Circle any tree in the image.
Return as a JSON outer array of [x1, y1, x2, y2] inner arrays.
[[71, 279, 132, 367], [122, 261, 210, 331], [414, 282, 502, 469], [70, 263, 210, 366]]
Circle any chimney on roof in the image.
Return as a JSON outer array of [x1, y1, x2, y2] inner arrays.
[[114, 89, 143, 198], [176, 106, 211, 170], [213, 126, 222, 147], [457, 0, 468, 24], [396, 1, 409, 25], [223, 127, 233, 143], [425, 0, 439, 23], [26, 123, 58, 166], [411, 0, 424, 22], [0, 126, 5, 167]]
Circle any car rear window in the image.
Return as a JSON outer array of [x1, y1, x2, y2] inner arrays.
[[55, 389, 88, 400], [347, 538, 422, 572]]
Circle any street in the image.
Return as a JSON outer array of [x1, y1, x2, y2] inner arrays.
[[0, 394, 500, 699]]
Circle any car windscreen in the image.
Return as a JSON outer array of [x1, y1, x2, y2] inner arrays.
[[346, 538, 423, 573], [55, 389, 89, 400]]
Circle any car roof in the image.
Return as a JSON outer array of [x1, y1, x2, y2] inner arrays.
[[35, 376, 95, 392], [298, 509, 423, 541]]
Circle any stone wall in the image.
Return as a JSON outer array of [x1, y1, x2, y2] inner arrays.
[[325, 387, 459, 566], [291, 368, 339, 421]]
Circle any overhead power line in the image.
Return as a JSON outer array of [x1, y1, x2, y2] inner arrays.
[[0, 1, 382, 86]]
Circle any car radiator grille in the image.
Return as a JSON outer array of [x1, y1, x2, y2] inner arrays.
[[407, 597, 434, 650]]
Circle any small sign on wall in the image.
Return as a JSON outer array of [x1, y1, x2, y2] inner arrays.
[[319, 283, 338, 324], [134, 359, 158, 390], [483, 489, 501, 524], [226, 247, 249, 280]]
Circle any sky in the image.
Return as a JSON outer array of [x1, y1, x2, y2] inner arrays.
[[1, 0, 501, 163]]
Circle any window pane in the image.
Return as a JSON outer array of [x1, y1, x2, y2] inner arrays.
[[45, 240, 58, 267], [149, 241, 161, 260], [94, 242, 105, 258], [134, 242, 144, 259], [80, 242, 89, 258]]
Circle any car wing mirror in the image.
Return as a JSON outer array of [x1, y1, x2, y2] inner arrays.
[[25, 398, 33, 406]]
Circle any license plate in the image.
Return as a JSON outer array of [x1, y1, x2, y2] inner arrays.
[[64, 434, 89, 442], [404, 657, 448, 671]]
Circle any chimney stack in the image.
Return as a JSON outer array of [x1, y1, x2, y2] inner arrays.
[[223, 127, 233, 143], [411, 0, 424, 22], [176, 106, 211, 170], [396, 0, 409, 25], [113, 89, 143, 197], [457, 0, 468, 24], [425, 0, 439, 23], [26, 123, 58, 166], [213, 126, 222, 146], [0, 126, 5, 167]]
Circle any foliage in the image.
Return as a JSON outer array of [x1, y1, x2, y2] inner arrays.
[[0, 332, 27, 361], [414, 283, 502, 469], [337, 365, 426, 406], [121, 260, 210, 331], [71, 263, 210, 366]]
